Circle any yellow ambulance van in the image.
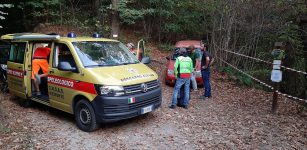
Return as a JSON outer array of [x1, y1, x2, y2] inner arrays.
[[1, 33, 162, 132]]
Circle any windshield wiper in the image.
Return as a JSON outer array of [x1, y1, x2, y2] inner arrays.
[[85, 64, 104, 68], [85, 62, 138, 67], [85, 64, 116, 67], [122, 62, 131, 65], [122, 62, 139, 65]]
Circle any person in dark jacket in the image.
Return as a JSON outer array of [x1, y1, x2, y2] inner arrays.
[[200, 45, 214, 99]]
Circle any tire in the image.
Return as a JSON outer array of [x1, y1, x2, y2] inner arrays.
[[1, 82, 8, 93], [0, 72, 8, 93], [21, 99, 32, 108], [74, 99, 99, 132]]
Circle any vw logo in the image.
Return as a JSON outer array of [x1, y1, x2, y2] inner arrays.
[[141, 83, 148, 92], [127, 68, 137, 74]]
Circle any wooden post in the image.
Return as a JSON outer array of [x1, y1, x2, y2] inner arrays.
[[271, 42, 284, 113], [272, 82, 279, 113]]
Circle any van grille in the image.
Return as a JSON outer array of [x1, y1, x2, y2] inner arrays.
[[103, 95, 161, 113], [124, 80, 159, 95]]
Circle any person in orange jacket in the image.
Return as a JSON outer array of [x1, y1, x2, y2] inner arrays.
[[32, 44, 51, 96]]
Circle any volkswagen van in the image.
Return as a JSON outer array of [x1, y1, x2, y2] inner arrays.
[[1, 33, 162, 132]]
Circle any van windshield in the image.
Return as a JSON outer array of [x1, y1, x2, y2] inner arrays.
[[73, 41, 139, 67]]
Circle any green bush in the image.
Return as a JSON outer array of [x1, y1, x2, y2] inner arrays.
[[219, 66, 253, 87], [219, 67, 275, 89], [159, 43, 174, 51], [248, 69, 271, 83]]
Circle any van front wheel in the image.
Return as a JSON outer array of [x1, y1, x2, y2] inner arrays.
[[74, 99, 99, 132]]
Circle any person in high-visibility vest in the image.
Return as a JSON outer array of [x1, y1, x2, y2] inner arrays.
[[169, 48, 193, 109]]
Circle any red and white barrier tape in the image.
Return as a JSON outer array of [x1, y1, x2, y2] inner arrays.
[[276, 91, 307, 103], [221, 49, 307, 75], [217, 57, 273, 90], [217, 56, 307, 103]]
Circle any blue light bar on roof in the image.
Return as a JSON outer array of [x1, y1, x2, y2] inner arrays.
[[67, 32, 76, 38], [92, 33, 102, 38]]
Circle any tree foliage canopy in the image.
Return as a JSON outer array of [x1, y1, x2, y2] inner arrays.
[[0, 4, 13, 28]]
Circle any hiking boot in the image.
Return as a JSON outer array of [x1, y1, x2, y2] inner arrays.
[[35, 74, 41, 84], [199, 95, 206, 100], [183, 105, 188, 109], [169, 105, 176, 109], [36, 91, 41, 96], [177, 104, 184, 107]]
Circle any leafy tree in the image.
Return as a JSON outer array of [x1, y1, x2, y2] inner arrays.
[[204, 0, 307, 99], [0, 4, 13, 28], [115, 0, 207, 42], [18, 0, 63, 25]]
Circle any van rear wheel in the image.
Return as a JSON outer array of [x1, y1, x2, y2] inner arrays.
[[74, 99, 99, 132], [21, 99, 32, 108]]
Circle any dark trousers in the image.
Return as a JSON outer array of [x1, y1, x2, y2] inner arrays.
[[201, 69, 211, 97]]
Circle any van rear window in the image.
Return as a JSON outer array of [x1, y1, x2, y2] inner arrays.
[[9, 42, 26, 63]]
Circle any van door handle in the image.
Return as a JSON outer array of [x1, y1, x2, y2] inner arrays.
[[49, 70, 54, 74], [18, 66, 22, 69]]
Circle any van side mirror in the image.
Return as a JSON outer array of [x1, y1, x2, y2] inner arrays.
[[58, 61, 77, 72], [141, 57, 151, 64]]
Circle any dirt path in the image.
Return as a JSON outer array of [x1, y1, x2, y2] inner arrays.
[[0, 52, 306, 149]]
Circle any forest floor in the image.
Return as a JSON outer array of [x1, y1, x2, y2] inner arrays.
[[0, 27, 306, 149]]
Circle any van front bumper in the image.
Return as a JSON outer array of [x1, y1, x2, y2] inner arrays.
[[91, 87, 162, 123]]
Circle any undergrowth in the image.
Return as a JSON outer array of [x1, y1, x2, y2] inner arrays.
[[159, 43, 173, 51], [218, 66, 272, 91]]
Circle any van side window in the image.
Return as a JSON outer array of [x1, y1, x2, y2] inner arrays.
[[53, 43, 76, 68], [9, 42, 26, 63]]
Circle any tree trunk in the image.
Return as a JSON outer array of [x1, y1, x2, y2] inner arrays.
[[92, 0, 100, 15], [111, 0, 120, 39]]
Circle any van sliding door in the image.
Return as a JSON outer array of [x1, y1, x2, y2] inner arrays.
[[7, 42, 27, 98]]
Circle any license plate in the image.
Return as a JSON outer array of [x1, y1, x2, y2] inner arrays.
[[141, 105, 153, 114]]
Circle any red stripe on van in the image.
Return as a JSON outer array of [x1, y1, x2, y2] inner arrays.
[[47, 75, 97, 95], [7, 68, 24, 78]]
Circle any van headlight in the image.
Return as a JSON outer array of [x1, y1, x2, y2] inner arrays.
[[95, 85, 125, 96], [167, 69, 174, 75]]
